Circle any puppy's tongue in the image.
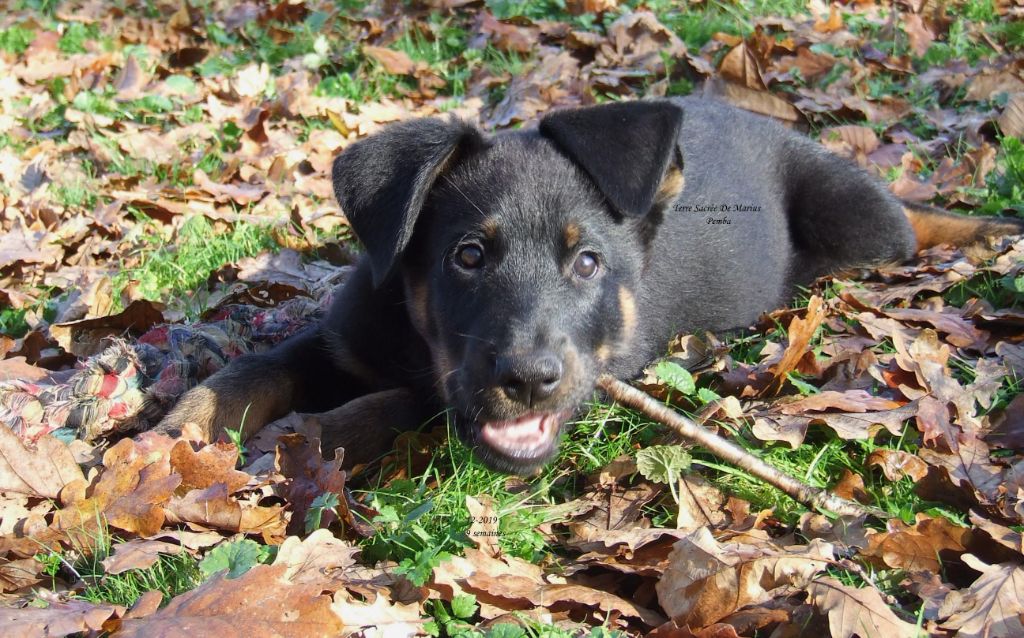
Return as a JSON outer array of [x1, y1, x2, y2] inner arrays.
[[480, 413, 562, 457]]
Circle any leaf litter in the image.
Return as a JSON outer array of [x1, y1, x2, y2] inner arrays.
[[1, 0, 1024, 636]]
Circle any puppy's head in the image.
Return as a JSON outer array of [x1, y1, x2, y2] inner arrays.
[[332, 101, 683, 474]]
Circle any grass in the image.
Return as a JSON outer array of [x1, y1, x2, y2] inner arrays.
[[33, 518, 202, 608], [111, 216, 280, 316]]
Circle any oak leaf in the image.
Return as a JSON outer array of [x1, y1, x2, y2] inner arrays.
[[116, 564, 343, 637], [807, 576, 918, 638], [656, 527, 832, 627], [939, 555, 1024, 638], [0, 427, 84, 499]]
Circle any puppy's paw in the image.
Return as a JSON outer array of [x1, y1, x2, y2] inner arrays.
[[152, 385, 223, 442]]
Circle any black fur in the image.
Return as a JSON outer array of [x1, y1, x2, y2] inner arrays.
[[157, 97, 925, 474]]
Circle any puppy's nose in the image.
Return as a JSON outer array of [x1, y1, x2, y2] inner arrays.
[[495, 351, 563, 406]]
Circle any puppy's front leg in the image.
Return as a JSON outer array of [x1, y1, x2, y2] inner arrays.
[[154, 327, 329, 443], [314, 388, 429, 468], [154, 352, 298, 442]]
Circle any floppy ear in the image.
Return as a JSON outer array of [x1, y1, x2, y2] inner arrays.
[[332, 118, 483, 286], [539, 101, 683, 217]]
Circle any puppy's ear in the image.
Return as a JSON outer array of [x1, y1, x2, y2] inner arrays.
[[332, 118, 483, 286], [540, 101, 683, 218]]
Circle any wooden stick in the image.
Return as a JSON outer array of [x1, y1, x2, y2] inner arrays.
[[596, 374, 888, 519]]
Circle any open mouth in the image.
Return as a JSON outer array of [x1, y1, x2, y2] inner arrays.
[[478, 411, 570, 462]]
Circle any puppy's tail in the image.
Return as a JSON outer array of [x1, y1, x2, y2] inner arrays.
[[902, 202, 1024, 251]]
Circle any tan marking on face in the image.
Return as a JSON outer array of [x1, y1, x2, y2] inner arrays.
[[595, 344, 612, 362], [403, 276, 430, 339], [564, 221, 581, 249], [655, 165, 685, 208], [618, 285, 637, 341], [481, 217, 500, 240]]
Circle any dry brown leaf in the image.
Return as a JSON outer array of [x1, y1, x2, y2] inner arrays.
[[903, 13, 935, 56], [812, 3, 844, 33], [50, 300, 165, 358], [820, 125, 880, 164], [0, 356, 53, 382], [0, 225, 65, 271], [274, 434, 348, 536], [363, 46, 417, 75], [272, 529, 359, 586], [765, 295, 825, 394], [702, 78, 804, 125], [866, 449, 928, 482], [0, 428, 84, 499], [2, 598, 123, 638], [330, 592, 425, 636], [832, 469, 870, 504], [433, 548, 663, 625], [807, 576, 918, 638], [656, 527, 832, 627], [940, 555, 1024, 637], [466, 494, 501, 557], [478, 12, 537, 53], [55, 437, 180, 538], [968, 511, 1023, 556], [918, 437, 1003, 504], [117, 564, 343, 637], [169, 440, 249, 493], [778, 390, 901, 414], [863, 514, 968, 572], [997, 93, 1024, 139], [101, 539, 184, 575], [164, 483, 287, 543], [718, 43, 765, 90]]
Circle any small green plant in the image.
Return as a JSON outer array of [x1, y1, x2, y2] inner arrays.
[[0, 26, 35, 54], [305, 492, 341, 533], [223, 425, 247, 466], [425, 594, 479, 637], [637, 445, 692, 511], [58, 22, 99, 54], [199, 539, 272, 580], [654, 359, 696, 395]]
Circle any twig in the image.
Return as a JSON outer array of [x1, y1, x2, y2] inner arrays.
[[596, 374, 888, 519]]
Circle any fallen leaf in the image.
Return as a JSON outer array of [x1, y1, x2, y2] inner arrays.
[[363, 46, 416, 75], [101, 539, 184, 575], [466, 494, 501, 557], [0, 428, 84, 499], [765, 295, 825, 394], [778, 390, 901, 414], [866, 448, 928, 482], [940, 555, 1024, 637], [50, 300, 166, 358], [2, 598, 123, 638], [55, 437, 180, 538], [169, 440, 249, 493], [117, 564, 343, 637], [272, 529, 359, 586], [330, 592, 424, 636], [656, 527, 832, 627], [807, 576, 918, 638], [164, 483, 287, 543], [863, 514, 968, 572]]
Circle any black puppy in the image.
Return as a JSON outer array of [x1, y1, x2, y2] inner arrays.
[[156, 97, 1022, 474]]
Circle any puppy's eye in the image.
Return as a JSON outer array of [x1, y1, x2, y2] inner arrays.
[[456, 244, 484, 269], [572, 252, 599, 279]]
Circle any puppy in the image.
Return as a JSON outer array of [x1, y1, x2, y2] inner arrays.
[[156, 97, 1023, 474]]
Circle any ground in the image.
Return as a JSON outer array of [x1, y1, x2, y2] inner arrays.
[[1, 0, 1023, 636]]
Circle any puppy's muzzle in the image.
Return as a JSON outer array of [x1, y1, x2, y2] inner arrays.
[[494, 350, 563, 407]]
